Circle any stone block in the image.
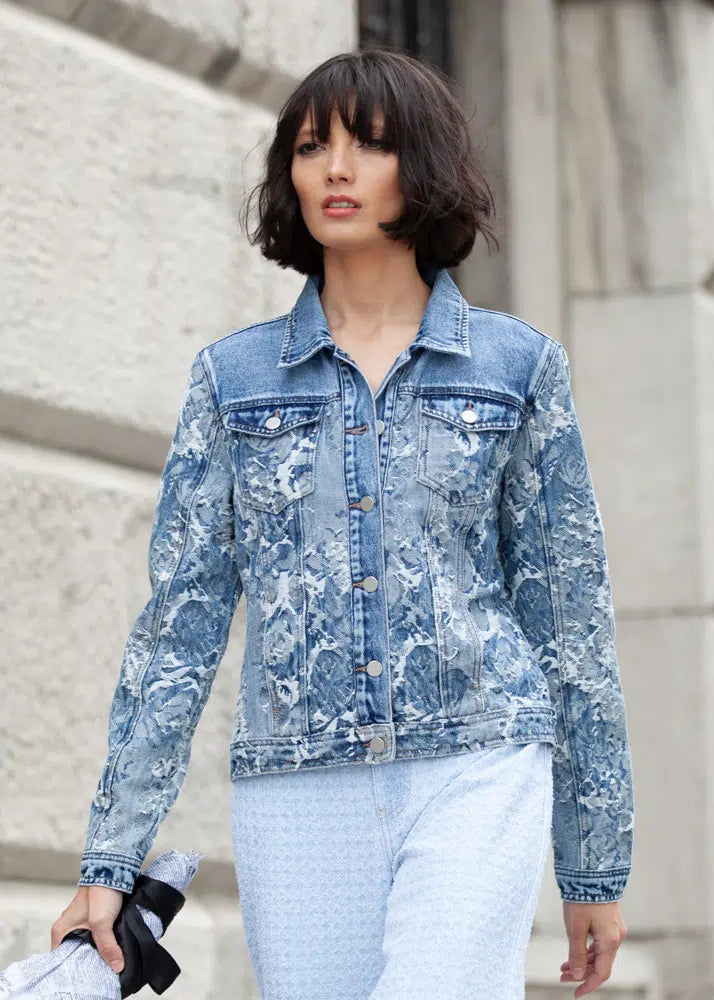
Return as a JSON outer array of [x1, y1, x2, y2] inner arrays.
[[0, 1, 302, 466], [559, 0, 714, 294], [0, 438, 245, 874], [614, 613, 708, 932], [6, 0, 358, 98]]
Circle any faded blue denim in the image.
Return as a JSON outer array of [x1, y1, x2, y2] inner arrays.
[[231, 741, 554, 1000], [78, 264, 635, 904]]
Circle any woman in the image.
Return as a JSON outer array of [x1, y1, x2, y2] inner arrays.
[[50, 48, 634, 999]]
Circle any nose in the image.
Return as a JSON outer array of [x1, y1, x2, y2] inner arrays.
[[324, 142, 355, 184]]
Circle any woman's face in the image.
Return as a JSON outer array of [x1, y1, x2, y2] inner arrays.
[[290, 102, 404, 254]]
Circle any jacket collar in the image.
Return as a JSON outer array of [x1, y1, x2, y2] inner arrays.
[[277, 264, 472, 368]]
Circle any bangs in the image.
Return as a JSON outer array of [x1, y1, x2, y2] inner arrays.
[[280, 57, 402, 151]]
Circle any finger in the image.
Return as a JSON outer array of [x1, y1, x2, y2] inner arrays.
[[568, 932, 591, 982], [573, 942, 618, 998], [560, 943, 595, 971], [560, 953, 595, 981], [574, 968, 607, 998], [50, 920, 89, 951], [91, 920, 125, 974], [592, 940, 617, 983]]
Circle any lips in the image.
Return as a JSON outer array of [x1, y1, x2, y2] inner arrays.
[[321, 195, 361, 208]]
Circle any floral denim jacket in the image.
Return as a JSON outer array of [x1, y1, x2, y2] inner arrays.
[[78, 265, 634, 904]]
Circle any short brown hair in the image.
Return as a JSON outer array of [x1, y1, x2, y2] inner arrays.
[[240, 47, 500, 275]]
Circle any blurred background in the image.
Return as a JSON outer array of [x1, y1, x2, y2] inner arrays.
[[1, 1, 713, 997]]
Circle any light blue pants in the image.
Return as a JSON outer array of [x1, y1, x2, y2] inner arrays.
[[231, 740, 553, 1000]]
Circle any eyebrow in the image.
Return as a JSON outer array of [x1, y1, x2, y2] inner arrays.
[[294, 121, 386, 141]]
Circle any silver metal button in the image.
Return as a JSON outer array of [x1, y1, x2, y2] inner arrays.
[[461, 407, 477, 424], [362, 576, 378, 592], [359, 495, 375, 511], [376, 419, 386, 435], [369, 736, 386, 753], [366, 659, 382, 676], [265, 414, 282, 430]]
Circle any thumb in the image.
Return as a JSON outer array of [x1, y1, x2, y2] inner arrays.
[[87, 885, 126, 974], [92, 918, 125, 973]]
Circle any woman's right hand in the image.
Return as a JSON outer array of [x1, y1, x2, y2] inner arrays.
[[50, 885, 126, 973]]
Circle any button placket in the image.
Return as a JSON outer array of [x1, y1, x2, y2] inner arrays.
[[339, 357, 411, 760]]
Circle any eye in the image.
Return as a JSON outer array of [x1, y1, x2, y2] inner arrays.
[[294, 137, 393, 156]]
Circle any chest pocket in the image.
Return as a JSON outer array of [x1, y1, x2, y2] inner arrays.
[[222, 400, 325, 514], [417, 392, 521, 506]]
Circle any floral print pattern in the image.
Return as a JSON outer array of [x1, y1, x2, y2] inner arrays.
[[78, 266, 634, 904]]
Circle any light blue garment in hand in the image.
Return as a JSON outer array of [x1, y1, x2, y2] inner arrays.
[[0, 851, 202, 1000]]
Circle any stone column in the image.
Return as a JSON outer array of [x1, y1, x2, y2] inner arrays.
[[554, 2, 714, 997]]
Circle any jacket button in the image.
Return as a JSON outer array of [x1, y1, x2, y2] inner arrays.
[[265, 414, 282, 429], [366, 659, 382, 676], [369, 736, 386, 753], [461, 408, 477, 424], [359, 495, 375, 511], [362, 576, 379, 592], [376, 419, 385, 434]]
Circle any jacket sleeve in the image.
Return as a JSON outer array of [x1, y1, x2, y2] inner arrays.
[[78, 350, 243, 893], [498, 339, 634, 903]]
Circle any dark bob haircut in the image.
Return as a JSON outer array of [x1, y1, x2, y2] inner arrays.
[[241, 47, 500, 275]]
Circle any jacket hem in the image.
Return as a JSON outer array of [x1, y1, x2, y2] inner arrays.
[[556, 866, 631, 903], [229, 705, 557, 778], [78, 852, 141, 894]]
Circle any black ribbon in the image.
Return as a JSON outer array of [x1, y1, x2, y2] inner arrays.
[[61, 874, 186, 997]]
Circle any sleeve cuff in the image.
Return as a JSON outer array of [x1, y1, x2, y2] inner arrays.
[[555, 866, 630, 903], [78, 852, 142, 893]]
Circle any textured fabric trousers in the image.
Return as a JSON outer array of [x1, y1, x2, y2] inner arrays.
[[231, 740, 554, 1000]]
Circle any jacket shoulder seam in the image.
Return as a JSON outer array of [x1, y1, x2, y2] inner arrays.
[[204, 314, 290, 350], [467, 305, 562, 346], [529, 339, 563, 404], [196, 349, 220, 416]]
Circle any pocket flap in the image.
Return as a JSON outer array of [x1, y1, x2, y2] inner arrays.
[[420, 393, 520, 431], [222, 400, 325, 437]]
